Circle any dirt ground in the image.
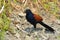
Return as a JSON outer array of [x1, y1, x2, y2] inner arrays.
[[5, 0, 60, 40]]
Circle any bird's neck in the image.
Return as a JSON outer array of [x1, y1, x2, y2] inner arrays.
[[26, 12, 33, 15]]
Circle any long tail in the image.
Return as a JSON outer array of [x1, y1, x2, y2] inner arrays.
[[39, 22, 55, 32]]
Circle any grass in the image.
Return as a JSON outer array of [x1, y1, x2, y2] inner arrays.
[[0, 0, 11, 40]]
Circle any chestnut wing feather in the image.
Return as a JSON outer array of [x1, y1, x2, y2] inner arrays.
[[33, 14, 43, 22]]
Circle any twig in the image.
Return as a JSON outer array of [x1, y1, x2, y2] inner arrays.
[[0, 5, 4, 14], [23, 0, 27, 7], [40, 33, 47, 39], [16, 24, 29, 35], [11, 2, 21, 11], [38, 0, 49, 13]]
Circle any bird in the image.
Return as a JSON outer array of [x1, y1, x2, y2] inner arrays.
[[24, 9, 55, 33]]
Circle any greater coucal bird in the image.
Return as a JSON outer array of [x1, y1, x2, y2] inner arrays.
[[24, 9, 55, 32]]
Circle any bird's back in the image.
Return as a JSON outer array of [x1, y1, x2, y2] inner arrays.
[[33, 14, 43, 22]]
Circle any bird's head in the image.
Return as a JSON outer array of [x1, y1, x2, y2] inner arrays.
[[24, 9, 32, 14]]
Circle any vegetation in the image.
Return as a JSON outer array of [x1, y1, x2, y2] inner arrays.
[[0, 0, 11, 40]]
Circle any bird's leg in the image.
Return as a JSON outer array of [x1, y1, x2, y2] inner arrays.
[[34, 24, 36, 28], [31, 24, 36, 31]]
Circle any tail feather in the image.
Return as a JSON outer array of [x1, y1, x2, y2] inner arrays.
[[39, 22, 55, 32]]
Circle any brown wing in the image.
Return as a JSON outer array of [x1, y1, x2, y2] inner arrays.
[[33, 14, 43, 22]]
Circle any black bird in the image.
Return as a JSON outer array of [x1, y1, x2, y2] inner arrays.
[[24, 9, 55, 33]]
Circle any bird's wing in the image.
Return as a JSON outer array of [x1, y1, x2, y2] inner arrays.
[[33, 14, 43, 22]]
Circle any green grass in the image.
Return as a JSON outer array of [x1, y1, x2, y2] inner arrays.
[[0, 0, 11, 40], [32, 0, 37, 3]]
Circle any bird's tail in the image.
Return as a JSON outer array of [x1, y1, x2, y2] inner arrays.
[[39, 22, 55, 32]]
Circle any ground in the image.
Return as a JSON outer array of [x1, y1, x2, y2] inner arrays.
[[1, 0, 60, 40]]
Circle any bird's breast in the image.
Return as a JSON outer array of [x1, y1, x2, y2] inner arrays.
[[26, 14, 37, 24]]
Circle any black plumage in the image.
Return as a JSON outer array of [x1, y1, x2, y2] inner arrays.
[[24, 9, 55, 32]]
